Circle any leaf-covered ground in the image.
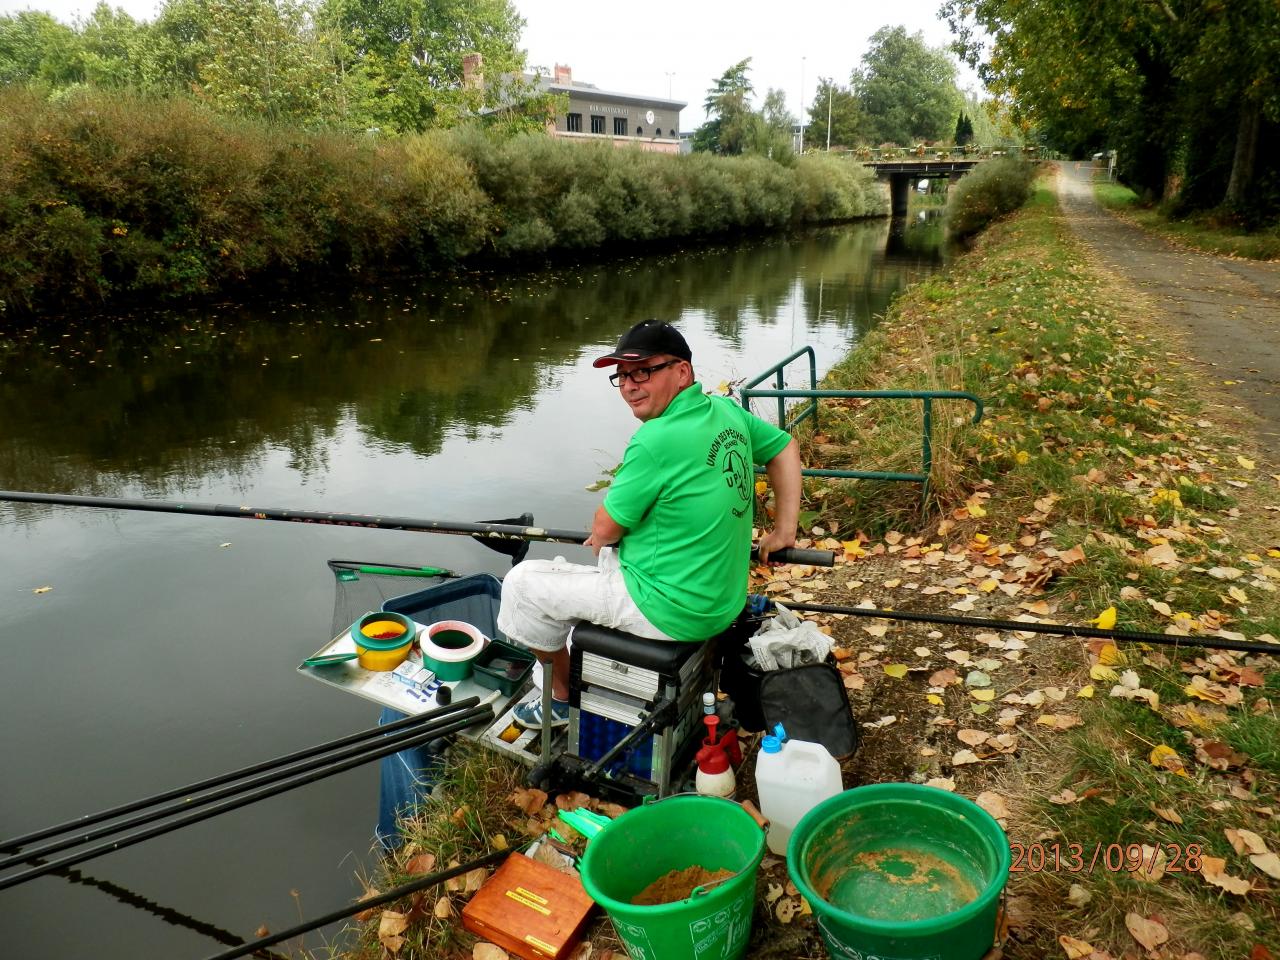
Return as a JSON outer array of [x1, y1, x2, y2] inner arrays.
[[352, 172, 1278, 960]]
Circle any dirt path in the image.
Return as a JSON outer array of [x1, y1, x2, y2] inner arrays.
[[1055, 162, 1280, 453]]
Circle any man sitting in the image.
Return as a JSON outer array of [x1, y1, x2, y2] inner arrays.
[[497, 320, 801, 728]]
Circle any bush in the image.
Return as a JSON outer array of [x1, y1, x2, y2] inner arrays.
[[0, 86, 889, 314], [945, 158, 1036, 239]]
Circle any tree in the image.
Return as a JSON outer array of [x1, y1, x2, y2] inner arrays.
[[77, 3, 145, 87], [318, 0, 529, 132], [197, 0, 334, 123], [943, 0, 1280, 212], [805, 77, 864, 149], [0, 11, 82, 85], [953, 111, 973, 145], [851, 26, 961, 146], [692, 57, 754, 155]]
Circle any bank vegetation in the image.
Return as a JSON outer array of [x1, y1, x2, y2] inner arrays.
[[0, 87, 885, 317]]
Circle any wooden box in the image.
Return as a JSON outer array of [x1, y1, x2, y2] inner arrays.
[[462, 853, 595, 960]]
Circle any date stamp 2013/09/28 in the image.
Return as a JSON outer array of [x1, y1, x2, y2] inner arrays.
[[1009, 842, 1202, 875]]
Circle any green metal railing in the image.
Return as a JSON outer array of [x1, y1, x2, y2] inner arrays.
[[740, 346, 984, 497]]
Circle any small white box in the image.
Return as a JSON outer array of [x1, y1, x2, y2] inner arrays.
[[391, 661, 434, 688]]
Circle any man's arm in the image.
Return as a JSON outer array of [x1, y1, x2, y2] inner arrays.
[[585, 504, 627, 556], [756, 438, 801, 562]]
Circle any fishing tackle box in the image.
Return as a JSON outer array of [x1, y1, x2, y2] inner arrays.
[[562, 622, 713, 801]]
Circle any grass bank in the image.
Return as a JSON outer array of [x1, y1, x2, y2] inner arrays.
[[0, 86, 885, 317], [1094, 180, 1280, 261], [347, 175, 1277, 959]]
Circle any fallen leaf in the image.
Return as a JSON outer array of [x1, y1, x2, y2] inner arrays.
[[254, 925, 270, 938], [379, 911, 409, 953], [765, 882, 784, 904], [1249, 852, 1280, 879], [1201, 855, 1253, 894], [883, 663, 909, 679], [1207, 566, 1244, 580], [1036, 714, 1083, 730], [1130, 844, 1168, 882], [1059, 934, 1096, 959], [464, 867, 488, 893], [509, 788, 548, 815], [1091, 607, 1117, 630], [1067, 884, 1091, 908], [473, 944, 509, 960], [1125, 912, 1169, 951], [1226, 828, 1270, 856], [775, 897, 799, 923], [957, 729, 989, 746], [971, 688, 996, 702], [975, 791, 1010, 823], [404, 852, 437, 875], [924, 777, 956, 792], [1150, 804, 1183, 825], [1049, 788, 1079, 805], [952, 749, 982, 766], [1150, 744, 1188, 776], [433, 896, 455, 918], [930, 667, 960, 686]]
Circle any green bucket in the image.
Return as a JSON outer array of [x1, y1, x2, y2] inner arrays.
[[788, 784, 1010, 960], [579, 795, 765, 960]]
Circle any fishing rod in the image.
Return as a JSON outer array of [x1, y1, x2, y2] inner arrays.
[[0, 705, 493, 892], [782, 600, 1280, 656], [0, 698, 489, 870], [0, 490, 836, 566], [200, 846, 515, 960]]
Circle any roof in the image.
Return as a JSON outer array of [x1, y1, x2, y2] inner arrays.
[[534, 75, 686, 110]]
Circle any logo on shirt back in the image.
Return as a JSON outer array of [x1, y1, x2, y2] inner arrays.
[[706, 427, 751, 516], [723, 449, 750, 501]]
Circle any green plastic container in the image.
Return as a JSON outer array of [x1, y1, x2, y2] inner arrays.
[[788, 784, 1010, 960], [471, 638, 535, 696], [580, 795, 765, 960]]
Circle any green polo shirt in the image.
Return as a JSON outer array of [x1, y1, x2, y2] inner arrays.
[[602, 383, 792, 640]]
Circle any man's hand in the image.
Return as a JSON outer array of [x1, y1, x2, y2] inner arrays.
[[756, 526, 797, 564], [587, 505, 626, 556]]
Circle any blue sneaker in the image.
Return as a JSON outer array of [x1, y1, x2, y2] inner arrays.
[[514, 696, 570, 729]]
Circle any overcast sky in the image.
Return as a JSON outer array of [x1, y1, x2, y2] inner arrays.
[[1, 0, 983, 123]]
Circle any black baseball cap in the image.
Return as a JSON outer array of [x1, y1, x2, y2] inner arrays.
[[592, 320, 692, 368]]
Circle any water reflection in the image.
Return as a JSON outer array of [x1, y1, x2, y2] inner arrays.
[[0, 220, 943, 499]]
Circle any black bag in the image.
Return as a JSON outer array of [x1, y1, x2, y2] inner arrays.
[[758, 662, 859, 760]]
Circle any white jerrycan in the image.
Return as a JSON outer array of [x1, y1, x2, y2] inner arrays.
[[754, 723, 843, 855]]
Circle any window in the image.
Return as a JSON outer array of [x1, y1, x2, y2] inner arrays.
[[590, 115, 605, 134], [614, 117, 627, 136], [566, 113, 582, 132], [656, 128, 662, 136], [636, 125, 643, 136]]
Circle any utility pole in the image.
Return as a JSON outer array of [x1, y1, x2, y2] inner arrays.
[[799, 57, 805, 154], [826, 83, 833, 151]]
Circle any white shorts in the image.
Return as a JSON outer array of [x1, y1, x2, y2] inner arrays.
[[496, 548, 677, 653]]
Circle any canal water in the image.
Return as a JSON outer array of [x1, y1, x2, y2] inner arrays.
[[0, 216, 945, 958]]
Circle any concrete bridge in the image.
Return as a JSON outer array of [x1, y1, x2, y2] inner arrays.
[[865, 159, 983, 215]]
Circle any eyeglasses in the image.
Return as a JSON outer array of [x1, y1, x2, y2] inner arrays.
[[609, 359, 680, 387]]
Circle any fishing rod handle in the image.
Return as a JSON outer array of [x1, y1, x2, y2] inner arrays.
[[753, 546, 835, 567]]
